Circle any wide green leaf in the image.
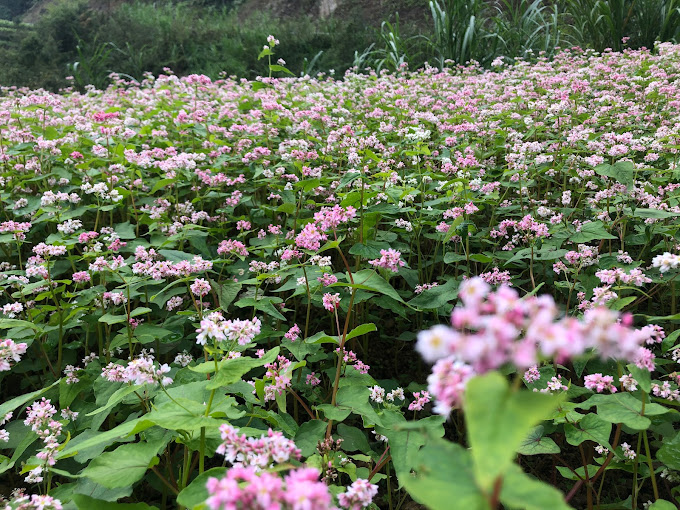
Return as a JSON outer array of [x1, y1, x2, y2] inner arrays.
[[465, 372, 563, 491], [648, 500, 677, 510], [375, 411, 445, 484], [86, 384, 139, 416], [294, 420, 327, 457], [59, 418, 155, 458], [335, 385, 383, 427], [177, 467, 227, 508], [402, 438, 488, 510], [213, 279, 242, 311], [0, 381, 59, 421], [579, 393, 667, 430], [407, 279, 458, 309], [205, 348, 280, 389], [72, 494, 158, 510], [518, 426, 560, 455], [657, 430, 680, 471], [564, 413, 612, 449], [81, 440, 162, 488], [500, 463, 573, 510], [348, 269, 407, 304], [344, 323, 377, 342]]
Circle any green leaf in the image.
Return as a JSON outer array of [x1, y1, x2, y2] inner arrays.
[[269, 64, 295, 76], [335, 385, 383, 427], [579, 393, 667, 430], [72, 494, 158, 510], [626, 363, 652, 393], [294, 420, 327, 457], [304, 331, 337, 344], [630, 208, 680, 219], [0, 429, 37, 475], [408, 279, 458, 309], [59, 418, 154, 458], [177, 467, 227, 508], [344, 323, 377, 342], [564, 413, 612, 449], [315, 404, 351, 422], [276, 202, 296, 214], [81, 440, 162, 488], [595, 161, 634, 186], [518, 426, 560, 455], [402, 438, 488, 510], [500, 463, 573, 510], [99, 313, 128, 325], [146, 399, 229, 431], [0, 318, 43, 332], [60, 378, 89, 408], [657, 430, 680, 471], [347, 269, 407, 304], [86, 384, 139, 416], [191, 347, 279, 375], [338, 173, 362, 190], [151, 178, 175, 194], [569, 221, 617, 243], [465, 372, 564, 491], [113, 222, 137, 240], [204, 348, 280, 389], [0, 381, 59, 420], [375, 411, 445, 484], [336, 424, 371, 453], [212, 279, 242, 312], [648, 500, 677, 510]]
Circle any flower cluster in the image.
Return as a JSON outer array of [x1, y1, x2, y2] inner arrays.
[[102, 352, 172, 387], [416, 278, 663, 413], [195, 312, 262, 346], [205, 466, 333, 510], [0, 339, 28, 372], [263, 355, 293, 402], [368, 249, 405, 273], [217, 239, 249, 257], [215, 424, 301, 468]]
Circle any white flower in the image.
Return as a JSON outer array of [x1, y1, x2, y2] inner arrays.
[[416, 325, 459, 363]]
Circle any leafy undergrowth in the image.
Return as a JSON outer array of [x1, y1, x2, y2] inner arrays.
[[1, 41, 680, 509]]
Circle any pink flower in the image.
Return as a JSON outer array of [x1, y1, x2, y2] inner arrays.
[[317, 273, 338, 286], [523, 365, 540, 383], [338, 478, 378, 509], [72, 271, 90, 283], [408, 391, 431, 411], [295, 222, 326, 251], [190, 278, 211, 297], [217, 239, 249, 257], [584, 373, 617, 393], [0, 338, 28, 372], [368, 249, 405, 273], [285, 324, 301, 342], [427, 357, 475, 415], [322, 293, 341, 312]]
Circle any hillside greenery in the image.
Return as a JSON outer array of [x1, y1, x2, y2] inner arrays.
[[0, 0, 680, 89]]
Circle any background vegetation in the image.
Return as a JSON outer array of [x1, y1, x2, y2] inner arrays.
[[1, 0, 680, 89]]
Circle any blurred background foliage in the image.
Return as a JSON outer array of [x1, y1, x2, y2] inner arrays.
[[1, 0, 680, 90]]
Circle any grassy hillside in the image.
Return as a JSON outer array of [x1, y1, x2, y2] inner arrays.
[[0, 0, 430, 90], [1, 0, 680, 90]]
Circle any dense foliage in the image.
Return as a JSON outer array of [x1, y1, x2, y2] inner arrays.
[[3, 0, 680, 90], [2, 40, 680, 509]]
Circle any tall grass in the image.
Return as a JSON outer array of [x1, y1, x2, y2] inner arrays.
[[562, 0, 680, 51], [491, 0, 562, 59], [0, 0, 375, 89], [3, 0, 680, 90], [427, 0, 487, 67]]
